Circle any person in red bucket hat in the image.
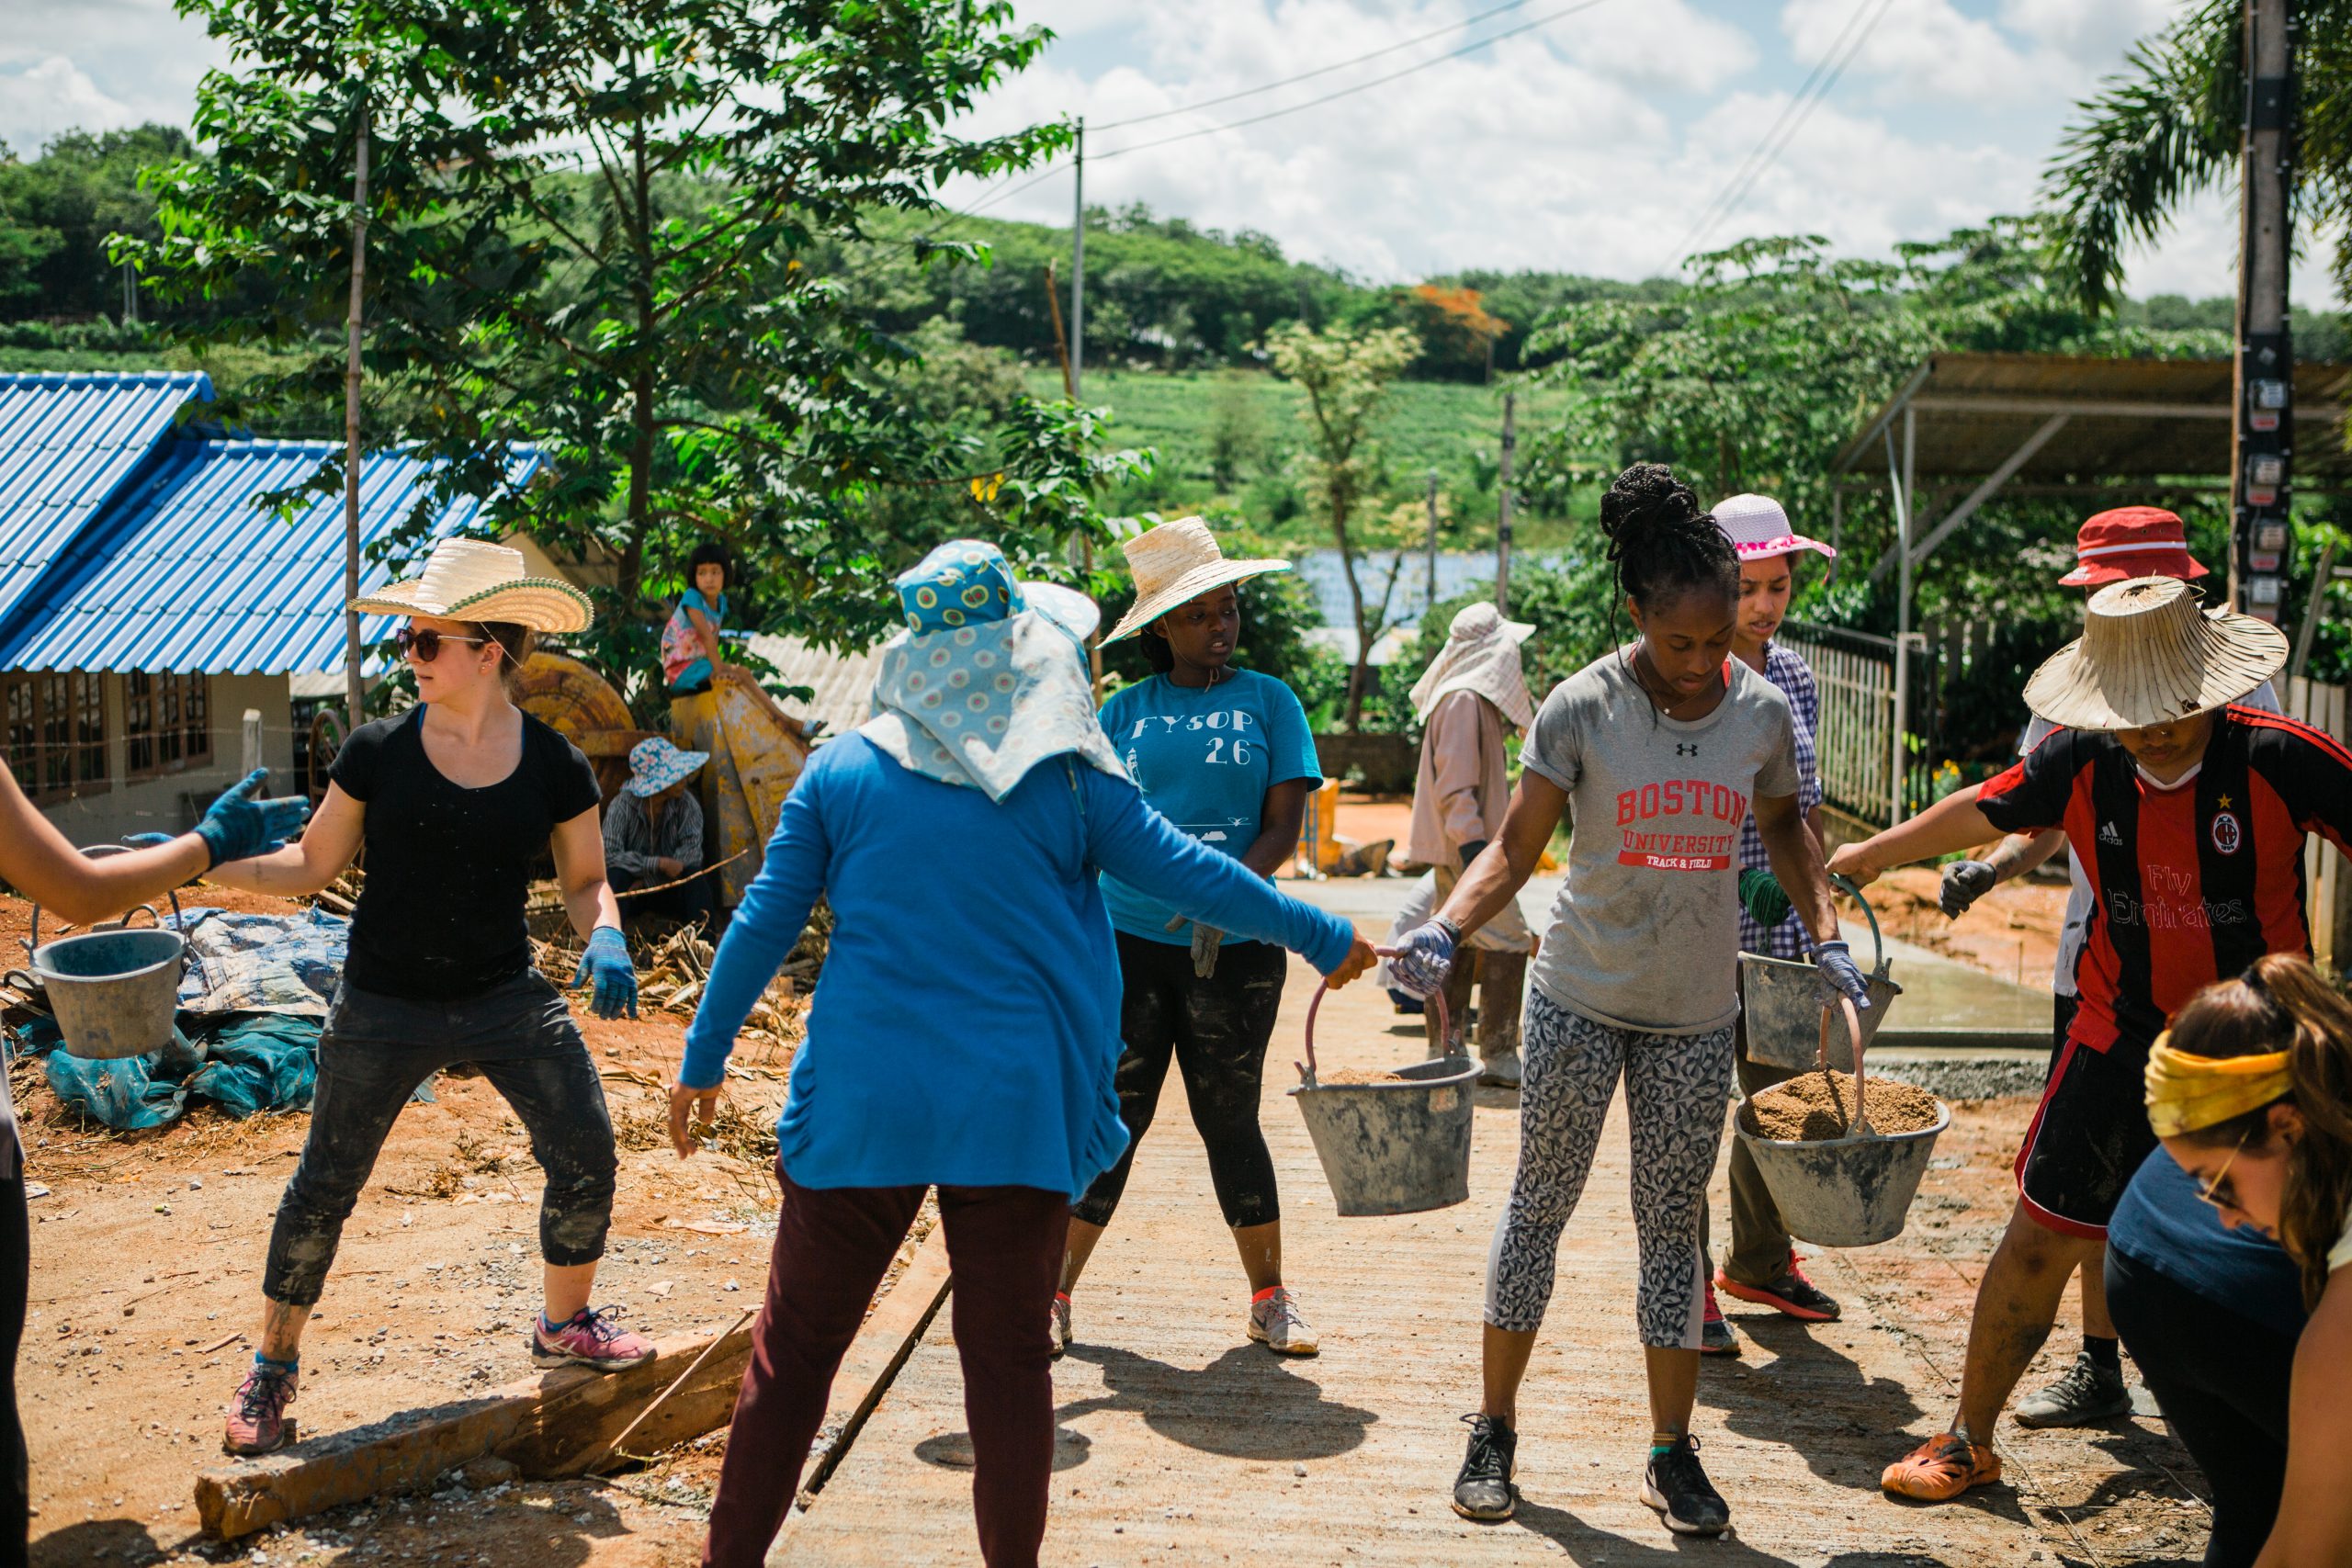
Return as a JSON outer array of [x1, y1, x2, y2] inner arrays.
[[2055, 507, 2210, 589]]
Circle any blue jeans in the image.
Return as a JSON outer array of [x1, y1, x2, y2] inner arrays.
[[262, 972, 617, 1306]]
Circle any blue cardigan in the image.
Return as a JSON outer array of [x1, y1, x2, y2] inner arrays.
[[679, 737, 1355, 1199]]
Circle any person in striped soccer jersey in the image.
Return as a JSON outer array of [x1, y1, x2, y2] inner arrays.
[[1830, 575, 2352, 1505]]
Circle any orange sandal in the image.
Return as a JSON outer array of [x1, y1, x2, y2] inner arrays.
[[1881, 1432, 2002, 1501]]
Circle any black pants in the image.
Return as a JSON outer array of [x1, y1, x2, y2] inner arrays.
[[611, 863, 715, 932], [0, 1177, 25, 1568], [2106, 1247, 2296, 1568], [264, 973, 617, 1306], [1074, 932, 1286, 1231]]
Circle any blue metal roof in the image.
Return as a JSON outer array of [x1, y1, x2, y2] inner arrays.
[[0, 371, 213, 629], [0, 438, 540, 675]]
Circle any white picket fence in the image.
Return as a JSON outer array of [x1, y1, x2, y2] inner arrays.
[[1778, 622, 1899, 826]]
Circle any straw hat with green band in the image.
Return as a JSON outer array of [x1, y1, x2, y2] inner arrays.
[[348, 538, 593, 634], [1101, 518, 1292, 645], [2021, 575, 2287, 733]]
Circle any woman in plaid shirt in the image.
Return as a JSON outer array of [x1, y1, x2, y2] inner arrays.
[[1699, 494, 1839, 1355]]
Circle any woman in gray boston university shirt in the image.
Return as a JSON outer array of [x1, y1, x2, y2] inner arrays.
[[1390, 465, 1870, 1539]]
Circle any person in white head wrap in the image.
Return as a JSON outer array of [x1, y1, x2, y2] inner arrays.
[[1404, 602, 1540, 1086]]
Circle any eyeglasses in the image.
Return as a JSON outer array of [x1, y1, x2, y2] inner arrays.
[[2191, 1126, 2255, 1212], [391, 627, 490, 663]]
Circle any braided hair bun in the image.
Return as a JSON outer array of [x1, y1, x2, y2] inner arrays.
[[1599, 461, 1736, 612]]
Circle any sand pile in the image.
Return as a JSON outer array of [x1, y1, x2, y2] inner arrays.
[[1313, 1067, 1415, 1085], [1741, 1070, 1944, 1141]]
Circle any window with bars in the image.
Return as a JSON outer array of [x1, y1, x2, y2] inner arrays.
[[1, 672, 108, 801], [125, 671, 210, 778]]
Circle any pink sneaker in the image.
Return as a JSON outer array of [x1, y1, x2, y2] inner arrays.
[[1700, 1283, 1741, 1357], [223, 1359, 299, 1455], [531, 1305, 656, 1371]]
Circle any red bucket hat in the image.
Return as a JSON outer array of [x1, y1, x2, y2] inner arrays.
[[2056, 506, 2209, 588]]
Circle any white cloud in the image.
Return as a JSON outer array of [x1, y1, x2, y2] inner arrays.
[[1781, 0, 2083, 108], [0, 54, 140, 155]]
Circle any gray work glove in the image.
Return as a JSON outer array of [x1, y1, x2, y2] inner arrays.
[[1939, 859, 1997, 919], [1164, 914, 1224, 978], [1814, 939, 1872, 1011]]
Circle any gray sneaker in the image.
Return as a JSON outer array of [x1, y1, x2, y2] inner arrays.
[[1452, 1414, 1518, 1521], [2014, 1350, 2131, 1428], [1247, 1287, 1319, 1355], [1478, 1050, 1522, 1089]]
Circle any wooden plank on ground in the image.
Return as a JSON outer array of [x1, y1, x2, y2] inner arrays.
[[194, 1314, 755, 1540]]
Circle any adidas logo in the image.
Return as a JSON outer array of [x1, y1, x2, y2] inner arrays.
[[2098, 822, 2123, 846]]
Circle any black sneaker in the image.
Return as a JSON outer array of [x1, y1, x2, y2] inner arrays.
[[2013, 1349, 2131, 1428], [1642, 1435, 1729, 1536], [1452, 1413, 1518, 1521]]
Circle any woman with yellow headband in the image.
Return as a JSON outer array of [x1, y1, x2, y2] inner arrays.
[[2129, 953, 2352, 1568]]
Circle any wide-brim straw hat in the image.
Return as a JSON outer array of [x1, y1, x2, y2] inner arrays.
[[2023, 576, 2287, 732], [348, 538, 593, 634], [1101, 518, 1291, 644]]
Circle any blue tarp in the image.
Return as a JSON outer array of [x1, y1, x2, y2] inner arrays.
[[22, 1011, 320, 1131]]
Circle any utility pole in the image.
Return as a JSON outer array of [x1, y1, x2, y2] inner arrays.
[[1493, 391, 1515, 613], [341, 96, 371, 729], [1423, 467, 1441, 621], [2231, 0, 2299, 623], [1069, 120, 1085, 403]]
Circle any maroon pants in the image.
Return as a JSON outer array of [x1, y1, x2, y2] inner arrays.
[[701, 1169, 1071, 1568]]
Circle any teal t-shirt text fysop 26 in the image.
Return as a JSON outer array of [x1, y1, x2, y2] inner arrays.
[[1096, 670, 1321, 943]]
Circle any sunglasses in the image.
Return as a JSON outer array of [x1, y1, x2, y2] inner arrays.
[[390, 627, 494, 663], [2191, 1126, 2255, 1213]]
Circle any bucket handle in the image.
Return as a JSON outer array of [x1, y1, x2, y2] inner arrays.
[[1827, 873, 1889, 978], [1297, 947, 1450, 1087], [1817, 991, 1871, 1136], [28, 843, 185, 955]]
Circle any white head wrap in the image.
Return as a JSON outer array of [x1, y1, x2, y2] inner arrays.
[[1408, 602, 1536, 732]]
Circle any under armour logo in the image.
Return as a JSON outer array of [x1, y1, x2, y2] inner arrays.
[[1676, 743, 1699, 757]]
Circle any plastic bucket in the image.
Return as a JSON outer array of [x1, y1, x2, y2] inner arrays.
[[8, 844, 187, 1062], [1742, 874, 1903, 1072], [1289, 972, 1476, 1216], [1735, 996, 1949, 1247]]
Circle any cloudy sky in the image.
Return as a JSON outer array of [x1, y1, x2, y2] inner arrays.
[[0, 0, 2329, 304]]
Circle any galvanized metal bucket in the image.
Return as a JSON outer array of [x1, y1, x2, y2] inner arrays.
[[8, 845, 187, 1062], [1741, 874, 1902, 1072], [1290, 973, 1476, 1216], [1736, 997, 1949, 1247]]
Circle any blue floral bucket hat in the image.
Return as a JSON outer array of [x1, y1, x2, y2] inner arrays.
[[627, 736, 709, 797], [862, 541, 1123, 800]]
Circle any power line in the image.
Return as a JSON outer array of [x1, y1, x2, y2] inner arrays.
[[1662, 0, 1897, 271], [1092, 0, 1620, 163], [1092, 0, 1539, 132]]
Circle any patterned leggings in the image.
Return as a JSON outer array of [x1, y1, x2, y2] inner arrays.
[[1484, 990, 1736, 1347]]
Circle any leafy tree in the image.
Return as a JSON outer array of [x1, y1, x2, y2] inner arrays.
[[121, 0, 1078, 692], [1265, 320, 1418, 728], [2045, 0, 2352, 311], [1393, 283, 1510, 379], [0, 125, 190, 323]]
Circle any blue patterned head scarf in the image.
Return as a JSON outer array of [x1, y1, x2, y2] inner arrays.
[[861, 541, 1126, 801]]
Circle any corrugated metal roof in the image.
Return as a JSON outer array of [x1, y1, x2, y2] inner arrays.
[[747, 633, 888, 739], [1833, 353, 2352, 479], [0, 438, 537, 675], [0, 370, 212, 627]]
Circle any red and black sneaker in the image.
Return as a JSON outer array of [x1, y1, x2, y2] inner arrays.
[[1717, 1256, 1841, 1322]]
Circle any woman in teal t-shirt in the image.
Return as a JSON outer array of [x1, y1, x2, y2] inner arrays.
[[1055, 519, 1327, 1359]]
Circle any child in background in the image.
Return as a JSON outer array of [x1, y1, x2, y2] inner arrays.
[[662, 542, 734, 696]]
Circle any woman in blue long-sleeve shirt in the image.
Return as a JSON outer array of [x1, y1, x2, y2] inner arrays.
[[670, 543, 1375, 1568]]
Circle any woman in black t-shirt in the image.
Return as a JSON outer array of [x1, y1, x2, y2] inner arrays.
[[203, 540, 650, 1458]]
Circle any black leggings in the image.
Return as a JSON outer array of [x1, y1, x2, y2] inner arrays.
[[0, 1176, 24, 1568], [1074, 931, 1286, 1231], [2106, 1247, 2296, 1568]]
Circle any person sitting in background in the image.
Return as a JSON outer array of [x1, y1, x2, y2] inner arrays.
[[2140, 954, 2352, 1568], [662, 540, 736, 697], [604, 737, 713, 935]]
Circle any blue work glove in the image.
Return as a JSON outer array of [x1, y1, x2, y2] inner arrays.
[[1939, 859, 1997, 919], [1738, 867, 1792, 927], [572, 925, 639, 1020], [1389, 919, 1458, 998], [1459, 840, 1488, 872], [193, 768, 311, 871], [1814, 939, 1872, 1011]]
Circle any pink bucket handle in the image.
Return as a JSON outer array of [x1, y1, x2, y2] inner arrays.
[[1300, 947, 1449, 1085]]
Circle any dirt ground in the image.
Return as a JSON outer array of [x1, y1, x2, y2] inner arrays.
[[16, 883, 2200, 1567]]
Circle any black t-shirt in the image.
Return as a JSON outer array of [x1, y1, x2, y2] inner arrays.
[[332, 707, 603, 1001]]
